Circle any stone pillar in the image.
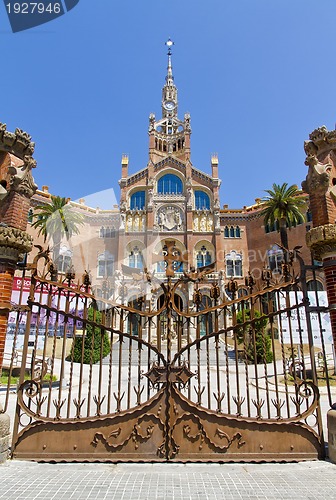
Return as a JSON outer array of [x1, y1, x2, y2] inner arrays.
[[0, 124, 37, 369], [0, 228, 33, 367], [302, 126, 336, 463]]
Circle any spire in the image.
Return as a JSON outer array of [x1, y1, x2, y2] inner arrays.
[[162, 39, 177, 118], [165, 38, 174, 86]]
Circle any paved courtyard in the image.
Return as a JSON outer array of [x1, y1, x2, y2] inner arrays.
[[0, 460, 335, 500]]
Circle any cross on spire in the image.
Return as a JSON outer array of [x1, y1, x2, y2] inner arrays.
[[165, 38, 174, 56]]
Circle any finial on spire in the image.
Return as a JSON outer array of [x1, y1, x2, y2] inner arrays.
[[165, 38, 174, 56], [165, 39, 174, 85]]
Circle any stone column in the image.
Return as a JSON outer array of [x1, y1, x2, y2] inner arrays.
[[0, 124, 37, 369], [302, 126, 336, 463], [0, 227, 33, 367]]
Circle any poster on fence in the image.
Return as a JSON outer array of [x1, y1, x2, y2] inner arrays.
[[5, 277, 85, 353], [277, 291, 333, 345]]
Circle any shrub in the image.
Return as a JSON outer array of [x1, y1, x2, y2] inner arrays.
[[72, 307, 110, 364], [235, 309, 273, 364]]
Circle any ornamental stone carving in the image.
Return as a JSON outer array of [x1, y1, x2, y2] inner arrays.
[[156, 206, 183, 231], [306, 224, 336, 260], [193, 212, 214, 232], [0, 226, 33, 264], [125, 211, 146, 232], [0, 123, 35, 160], [302, 155, 332, 195], [148, 113, 155, 133], [0, 124, 37, 202]]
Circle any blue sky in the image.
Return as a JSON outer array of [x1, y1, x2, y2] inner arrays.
[[1, 0, 336, 209]]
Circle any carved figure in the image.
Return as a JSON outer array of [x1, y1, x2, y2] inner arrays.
[[214, 211, 220, 230], [120, 213, 125, 229], [207, 217, 213, 231], [200, 216, 207, 232], [134, 214, 140, 231], [302, 156, 332, 195]]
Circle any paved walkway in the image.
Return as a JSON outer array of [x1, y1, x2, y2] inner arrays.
[[0, 460, 335, 499]]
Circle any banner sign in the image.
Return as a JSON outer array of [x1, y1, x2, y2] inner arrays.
[[277, 291, 333, 345]]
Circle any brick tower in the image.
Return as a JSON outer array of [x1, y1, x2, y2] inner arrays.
[[0, 124, 37, 369], [302, 125, 336, 355]]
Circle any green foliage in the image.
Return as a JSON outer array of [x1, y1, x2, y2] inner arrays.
[[31, 195, 84, 261], [260, 183, 306, 250], [72, 307, 110, 364], [235, 309, 273, 364]]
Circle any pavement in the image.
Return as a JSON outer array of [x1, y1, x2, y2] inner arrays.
[[0, 460, 336, 500]]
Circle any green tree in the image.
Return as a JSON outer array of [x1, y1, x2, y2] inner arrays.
[[260, 183, 306, 251], [31, 195, 84, 263], [235, 309, 273, 364], [72, 307, 110, 364]]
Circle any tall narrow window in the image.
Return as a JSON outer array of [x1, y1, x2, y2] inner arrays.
[[98, 252, 114, 278], [128, 246, 144, 269], [226, 251, 242, 278], [130, 191, 146, 210], [56, 247, 73, 274], [196, 246, 212, 268], [267, 245, 283, 273], [195, 191, 210, 210], [224, 226, 229, 238]]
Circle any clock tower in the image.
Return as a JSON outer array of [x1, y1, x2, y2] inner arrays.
[[148, 39, 191, 163]]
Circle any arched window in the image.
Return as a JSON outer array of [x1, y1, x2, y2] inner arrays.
[[130, 191, 145, 210], [157, 174, 183, 195], [235, 226, 241, 238], [238, 287, 248, 298], [229, 226, 235, 238], [226, 251, 242, 278], [224, 226, 229, 238], [195, 191, 210, 210], [307, 280, 324, 292], [56, 247, 73, 274], [128, 246, 144, 269], [267, 245, 283, 273], [98, 251, 114, 278], [196, 246, 212, 268]]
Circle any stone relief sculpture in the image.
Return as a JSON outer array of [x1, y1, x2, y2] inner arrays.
[[157, 206, 184, 231], [214, 211, 220, 230], [120, 213, 125, 230], [207, 217, 213, 232], [200, 215, 207, 232]]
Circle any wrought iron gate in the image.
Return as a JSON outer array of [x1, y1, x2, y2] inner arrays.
[[1, 247, 333, 461]]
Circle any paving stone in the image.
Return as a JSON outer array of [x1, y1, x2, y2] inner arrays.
[[0, 461, 335, 499]]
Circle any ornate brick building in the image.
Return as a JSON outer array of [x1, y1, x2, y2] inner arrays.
[[25, 42, 317, 310]]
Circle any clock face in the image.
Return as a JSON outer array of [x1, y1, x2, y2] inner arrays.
[[164, 101, 175, 110]]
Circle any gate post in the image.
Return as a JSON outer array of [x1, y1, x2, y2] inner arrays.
[[0, 124, 37, 370], [302, 126, 336, 462]]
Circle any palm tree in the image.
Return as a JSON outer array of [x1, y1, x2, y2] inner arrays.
[[32, 195, 84, 266], [260, 183, 306, 252]]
